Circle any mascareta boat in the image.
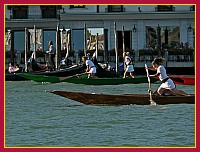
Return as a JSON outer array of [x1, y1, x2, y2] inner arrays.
[[16, 73, 158, 85], [60, 75, 158, 85], [49, 90, 195, 105]]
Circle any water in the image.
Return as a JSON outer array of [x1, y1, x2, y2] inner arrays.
[[5, 81, 195, 147]]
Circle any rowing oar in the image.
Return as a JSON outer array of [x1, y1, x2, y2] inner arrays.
[[58, 72, 87, 81], [145, 64, 156, 106]]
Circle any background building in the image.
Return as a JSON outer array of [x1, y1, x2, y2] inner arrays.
[[5, 5, 195, 69]]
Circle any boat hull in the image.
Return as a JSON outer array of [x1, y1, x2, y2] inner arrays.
[[9, 65, 85, 81], [50, 90, 195, 105], [5, 73, 29, 81], [32, 65, 85, 77], [63, 76, 157, 85], [16, 73, 157, 85]]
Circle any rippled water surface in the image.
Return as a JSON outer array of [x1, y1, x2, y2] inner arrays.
[[5, 81, 195, 147]]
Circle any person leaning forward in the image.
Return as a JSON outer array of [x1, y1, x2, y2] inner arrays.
[[82, 56, 96, 78], [146, 57, 188, 96]]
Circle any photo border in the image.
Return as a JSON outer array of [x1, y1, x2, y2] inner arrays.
[[2, 0, 199, 152]]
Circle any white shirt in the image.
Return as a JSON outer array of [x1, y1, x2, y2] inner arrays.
[[48, 45, 55, 54], [9, 66, 15, 73], [86, 60, 95, 68], [124, 56, 132, 65], [157, 65, 168, 81]]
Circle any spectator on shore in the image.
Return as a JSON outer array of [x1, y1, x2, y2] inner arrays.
[[14, 64, 20, 72], [8, 62, 15, 73], [46, 40, 56, 71]]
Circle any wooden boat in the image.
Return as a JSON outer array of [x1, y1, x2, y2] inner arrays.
[[5, 64, 85, 81], [16, 73, 158, 85], [97, 65, 118, 78], [50, 90, 195, 105], [6, 62, 118, 81], [5, 73, 29, 81], [32, 64, 85, 77], [61, 75, 158, 85], [169, 75, 195, 85]]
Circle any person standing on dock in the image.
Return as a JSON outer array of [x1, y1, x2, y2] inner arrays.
[[82, 56, 96, 78], [46, 40, 56, 71], [147, 57, 188, 96], [123, 52, 135, 79]]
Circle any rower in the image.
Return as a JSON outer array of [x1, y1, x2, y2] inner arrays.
[[82, 56, 96, 79], [147, 57, 188, 96]]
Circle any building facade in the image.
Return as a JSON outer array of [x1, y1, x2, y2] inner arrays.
[[5, 5, 195, 67]]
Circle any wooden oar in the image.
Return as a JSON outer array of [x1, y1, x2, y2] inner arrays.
[[59, 72, 87, 81], [145, 64, 156, 105]]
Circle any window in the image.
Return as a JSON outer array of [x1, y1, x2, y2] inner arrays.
[[156, 5, 175, 12], [5, 30, 12, 51], [14, 31, 25, 51], [146, 26, 180, 49], [87, 28, 104, 51], [69, 5, 85, 9], [40, 6, 57, 18], [29, 29, 43, 51], [71, 29, 84, 50], [43, 30, 56, 51], [107, 5, 124, 12], [12, 6, 28, 19]]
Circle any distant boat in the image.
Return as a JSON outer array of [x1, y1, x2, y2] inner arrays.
[[5, 64, 85, 81], [5, 57, 118, 81], [5, 73, 29, 81], [33, 64, 85, 77], [60, 75, 158, 85], [16, 73, 158, 85], [50, 90, 195, 105]]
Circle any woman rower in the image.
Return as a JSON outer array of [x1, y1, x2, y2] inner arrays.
[[123, 52, 134, 79], [146, 57, 188, 96], [82, 56, 96, 78]]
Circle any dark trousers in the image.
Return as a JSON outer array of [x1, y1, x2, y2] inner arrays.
[[49, 54, 55, 70]]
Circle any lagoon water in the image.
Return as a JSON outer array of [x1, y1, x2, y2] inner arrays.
[[5, 80, 195, 147]]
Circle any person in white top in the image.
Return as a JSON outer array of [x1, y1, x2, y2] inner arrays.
[[8, 62, 15, 73], [46, 40, 55, 70], [123, 52, 134, 79], [82, 56, 96, 78], [147, 57, 188, 96]]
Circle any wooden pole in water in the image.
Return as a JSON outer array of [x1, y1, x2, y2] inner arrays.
[[122, 25, 125, 71], [55, 24, 59, 70], [96, 33, 98, 60], [65, 30, 70, 60], [34, 24, 36, 60], [84, 23, 87, 56], [114, 22, 118, 74], [56, 24, 62, 70], [24, 27, 28, 72]]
